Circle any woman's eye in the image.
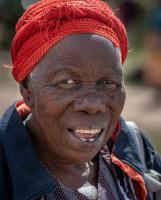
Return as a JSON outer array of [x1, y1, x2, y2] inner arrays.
[[98, 80, 119, 90], [57, 79, 77, 89]]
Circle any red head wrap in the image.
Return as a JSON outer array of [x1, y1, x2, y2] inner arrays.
[[11, 0, 128, 82]]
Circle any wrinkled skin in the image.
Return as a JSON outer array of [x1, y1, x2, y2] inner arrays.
[[20, 34, 126, 188]]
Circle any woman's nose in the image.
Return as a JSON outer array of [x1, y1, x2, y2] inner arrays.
[[73, 95, 106, 115]]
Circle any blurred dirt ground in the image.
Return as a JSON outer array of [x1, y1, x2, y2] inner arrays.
[[0, 51, 161, 153]]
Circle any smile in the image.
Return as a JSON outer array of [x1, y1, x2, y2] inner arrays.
[[68, 128, 104, 142]]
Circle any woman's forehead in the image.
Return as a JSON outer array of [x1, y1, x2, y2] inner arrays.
[[51, 34, 117, 52], [32, 34, 122, 80], [39, 34, 121, 66]]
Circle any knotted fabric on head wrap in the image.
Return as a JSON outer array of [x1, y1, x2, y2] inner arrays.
[[11, 0, 128, 82]]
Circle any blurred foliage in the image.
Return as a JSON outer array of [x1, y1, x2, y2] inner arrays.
[[0, 0, 23, 48]]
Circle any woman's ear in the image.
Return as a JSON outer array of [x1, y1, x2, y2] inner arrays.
[[19, 78, 34, 108]]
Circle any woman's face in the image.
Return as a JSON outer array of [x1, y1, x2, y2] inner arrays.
[[25, 34, 126, 164]]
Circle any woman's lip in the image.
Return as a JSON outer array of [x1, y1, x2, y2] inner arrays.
[[68, 128, 104, 143]]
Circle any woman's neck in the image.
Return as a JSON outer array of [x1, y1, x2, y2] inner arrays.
[[41, 153, 98, 189]]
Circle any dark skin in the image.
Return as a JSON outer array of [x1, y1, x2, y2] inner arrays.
[[20, 34, 126, 189]]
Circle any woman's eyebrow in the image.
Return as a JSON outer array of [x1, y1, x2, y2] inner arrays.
[[98, 64, 123, 77], [50, 67, 81, 77]]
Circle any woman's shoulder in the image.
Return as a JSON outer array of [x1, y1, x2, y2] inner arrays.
[[0, 130, 12, 200], [0, 103, 17, 131], [120, 119, 161, 172]]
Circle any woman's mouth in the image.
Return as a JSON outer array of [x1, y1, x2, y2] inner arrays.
[[68, 128, 104, 142]]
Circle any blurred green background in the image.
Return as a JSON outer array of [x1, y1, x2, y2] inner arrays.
[[0, 0, 161, 153]]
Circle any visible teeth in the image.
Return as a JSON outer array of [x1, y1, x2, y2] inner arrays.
[[88, 138, 95, 142], [69, 128, 103, 143], [79, 137, 96, 142], [75, 129, 101, 134], [80, 137, 87, 142]]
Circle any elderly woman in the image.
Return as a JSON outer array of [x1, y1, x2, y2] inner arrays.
[[0, 0, 161, 200]]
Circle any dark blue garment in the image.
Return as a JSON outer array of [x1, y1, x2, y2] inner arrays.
[[0, 103, 161, 200]]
